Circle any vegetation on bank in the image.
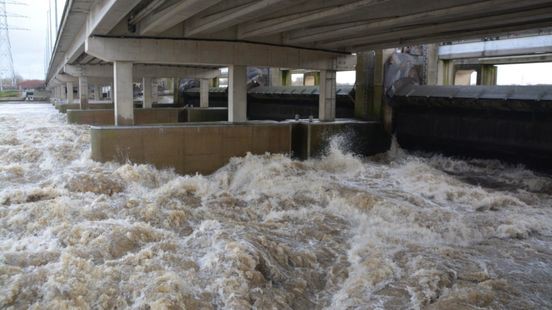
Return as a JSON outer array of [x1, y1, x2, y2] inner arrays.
[[0, 90, 21, 98]]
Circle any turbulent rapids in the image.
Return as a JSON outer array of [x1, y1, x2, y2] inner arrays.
[[1, 103, 551, 309]]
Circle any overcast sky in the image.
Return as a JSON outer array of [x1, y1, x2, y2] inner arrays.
[[5, 0, 53, 80]]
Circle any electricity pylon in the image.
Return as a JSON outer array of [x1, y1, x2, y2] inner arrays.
[[0, 0, 27, 91]]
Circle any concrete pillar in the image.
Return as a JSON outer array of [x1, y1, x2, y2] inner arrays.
[[355, 52, 374, 120], [319, 70, 336, 122], [228, 65, 247, 122], [152, 79, 159, 104], [480, 65, 497, 86], [114, 61, 134, 126], [438, 59, 455, 85], [109, 83, 113, 101], [200, 78, 210, 108], [281, 70, 292, 86], [54, 87, 60, 101], [304, 72, 320, 86], [66, 82, 74, 104], [355, 49, 393, 121], [79, 76, 89, 109], [425, 44, 439, 85], [211, 77, 219, 88], [93, 85, 100, 100], [270, 68, 282, 86], [173, 78, 181, 105], [60, 85, 66, 101], [142, 77, 153, 108]]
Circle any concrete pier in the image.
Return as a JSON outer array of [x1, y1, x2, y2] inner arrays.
[[91, 123, 292, 175]]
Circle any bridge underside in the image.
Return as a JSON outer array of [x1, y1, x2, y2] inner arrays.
[[47, 0, 552, 123], [44, 0, 552, 173]]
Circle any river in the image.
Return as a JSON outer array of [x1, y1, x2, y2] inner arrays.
[[1, 103, 551, 309]]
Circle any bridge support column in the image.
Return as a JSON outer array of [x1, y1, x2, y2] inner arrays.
[[228, 65, 247, 122], [438, 59, 455, 85], [67, 82, 74, 104], [93, 85, 100, 100], [425, 44, 439, 85], [173, 78, 182, 105], [142, 77, 153, 108], [270, 68, 282, 86], [355, 49, 393, 121], [200, 78, 210, 108], [480, 65, 497, 86], [55, 87, 60, 101], [114, 61, 134, 126], [152, 80, 158, 104], [60, 85, 66, 101], [79, 76, 89, 109], [319, 70, 336, 122]]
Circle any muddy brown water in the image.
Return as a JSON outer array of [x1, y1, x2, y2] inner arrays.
[[1, 103, 551, 309]]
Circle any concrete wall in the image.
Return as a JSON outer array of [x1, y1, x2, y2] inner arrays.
[[56, 103, 114, 113], [91, 123, 292, 175], [67, 108, 228, 125], [291, 121, 391, 159]]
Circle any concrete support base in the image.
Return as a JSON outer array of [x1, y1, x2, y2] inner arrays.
[[91, 123, 291, 175], [56, 102, 114, 113]]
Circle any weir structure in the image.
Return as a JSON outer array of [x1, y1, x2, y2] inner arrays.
[[45, 0, 552, 174]]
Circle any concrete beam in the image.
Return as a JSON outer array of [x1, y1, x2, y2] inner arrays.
[[439, 35, 552, 60], [139, 0, 223, 35], [47, 0, 141, 88], [347, 13, 552, 52], [284, 0, 551, 45], [185, 0, 295, 37], [87, 0, 140, 35], [85, 36, 345, 71], [238, 0, 391, 39], [65, 64, 221, 79], [321, 7, 552, 50]]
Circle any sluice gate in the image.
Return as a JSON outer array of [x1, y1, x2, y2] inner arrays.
[[392, 85, 552, 169], [182, 86, 355, 121]]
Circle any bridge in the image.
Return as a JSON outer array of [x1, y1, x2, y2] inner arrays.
[[45, 0, 552, 173]]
